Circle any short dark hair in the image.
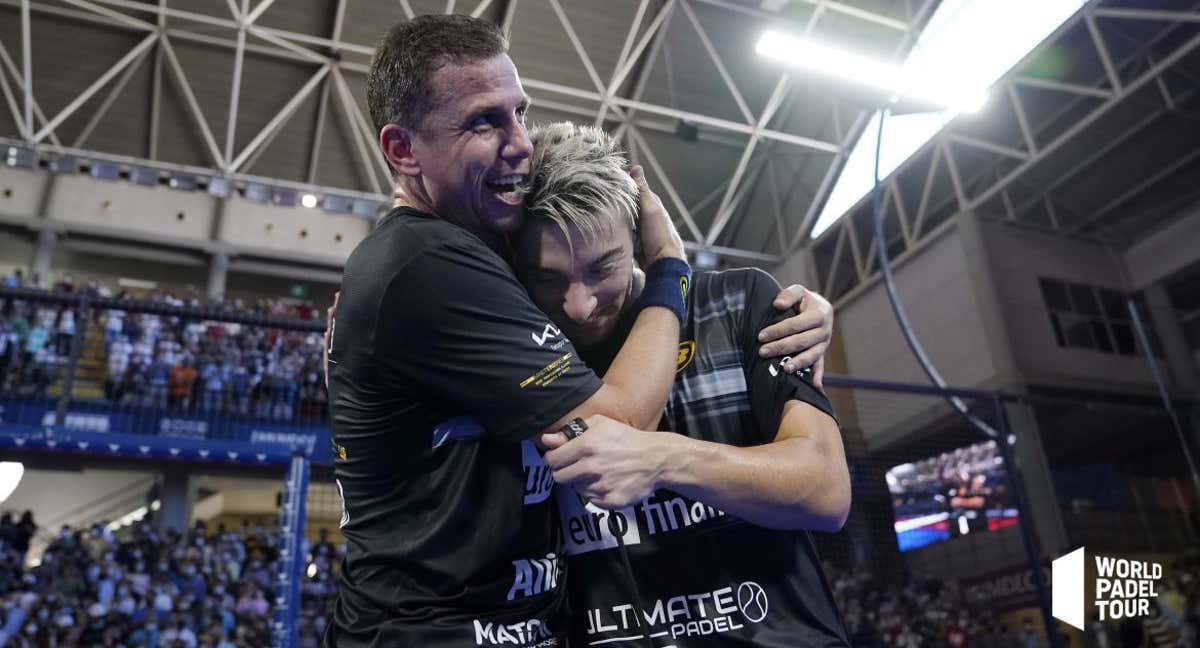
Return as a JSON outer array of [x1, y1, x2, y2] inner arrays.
[[367, 14, 508, 133]]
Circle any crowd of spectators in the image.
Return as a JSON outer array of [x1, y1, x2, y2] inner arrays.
[[0, 270, 327, 422], [1, 513, 1197, 645], [0, 511, 340, 647], [827, 553, 1200, 647]]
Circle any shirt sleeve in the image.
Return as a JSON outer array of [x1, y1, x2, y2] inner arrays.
[[739, 268, 837, 445], [379, 236, 602, 443]]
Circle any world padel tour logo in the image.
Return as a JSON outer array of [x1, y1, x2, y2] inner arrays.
[[1052, 547, 1164, 630]]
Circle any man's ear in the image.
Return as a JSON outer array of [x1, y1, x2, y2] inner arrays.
[[380, 124, 419, 178]]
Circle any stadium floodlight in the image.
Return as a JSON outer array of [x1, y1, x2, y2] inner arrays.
[[129, 166, 159, 187], [168, 173, 197, 191], [4, 146, 35, 168], [89, 160, 121, 181], [692, 248, 719, 270], [48, 154, 78, 175], [352, 198, 381, 219], [301, 193, 318, 209], [273, 188, 299, 207], [244, 182, 272, 203], [321, 195, 352, 214], [755, 31, 987, 114], [207, 176, 233, 199]]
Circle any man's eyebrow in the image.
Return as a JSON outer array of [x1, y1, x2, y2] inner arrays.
[[590, 248, 626, 266], [461, 95, 532, 118]]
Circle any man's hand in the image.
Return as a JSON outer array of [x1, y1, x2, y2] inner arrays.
[[630, 165, 685, 264], [757, 285, 833, 388], [541, 415, 667, 509], [322, 291, 339, 389]]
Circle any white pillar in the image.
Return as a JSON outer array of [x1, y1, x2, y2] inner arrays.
[[207, 252, 229, 302]]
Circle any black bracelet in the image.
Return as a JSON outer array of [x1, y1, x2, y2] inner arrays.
[[560, 417, 588, 440]]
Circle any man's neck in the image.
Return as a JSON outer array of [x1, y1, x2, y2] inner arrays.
[[392, 189, 508, 256]]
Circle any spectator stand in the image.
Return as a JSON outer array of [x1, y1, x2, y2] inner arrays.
[[1, 284, 328, 646]]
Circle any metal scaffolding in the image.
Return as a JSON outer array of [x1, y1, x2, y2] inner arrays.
[[0, 0, 918, 265]]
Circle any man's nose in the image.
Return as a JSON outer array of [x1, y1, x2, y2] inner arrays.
[[562, 282, 597, 323], [504, 121, 533, 162]]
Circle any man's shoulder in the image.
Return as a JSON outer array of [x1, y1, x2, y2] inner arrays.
[[343, 207, 500, 289], [688, 267, 780, 321]]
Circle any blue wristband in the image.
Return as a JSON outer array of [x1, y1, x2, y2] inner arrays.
[[634, 257, 692, 325]]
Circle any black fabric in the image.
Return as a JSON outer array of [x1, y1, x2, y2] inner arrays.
[[325, 207, 601, 648], [560, 268, 849, 648]]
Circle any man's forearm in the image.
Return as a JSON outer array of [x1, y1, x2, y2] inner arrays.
[[600, 306, 680, 430], [657, 431, 850, 532]]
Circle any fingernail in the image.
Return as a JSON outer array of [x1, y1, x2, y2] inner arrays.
[[784, 362, 794, 372], [759, 346, 769, 356], [631, 166, 644, 180], [758, 331, 766, 341]]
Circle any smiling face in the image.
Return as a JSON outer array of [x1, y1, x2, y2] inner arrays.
[[515, 216, 637, 347], [402, 54, 533, 238]]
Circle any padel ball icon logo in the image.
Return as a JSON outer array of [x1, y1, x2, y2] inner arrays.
[[737, 581, 769, 623]]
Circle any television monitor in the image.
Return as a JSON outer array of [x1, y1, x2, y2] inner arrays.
[[885, 440, 1019, 552]]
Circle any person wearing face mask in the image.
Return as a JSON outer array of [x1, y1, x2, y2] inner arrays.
[[512, 123, 849, 647], [324, 14, 829, 648]]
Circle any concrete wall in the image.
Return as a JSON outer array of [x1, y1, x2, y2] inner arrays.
[[834, 224, 1000, 449], [0, 167, 373, 271], [1124, 206, 1200, 290], [217, 197, 370, 266], [0, 167, 49, 220], [978, 220, 1155, 393], [45, 175, 217, 247]]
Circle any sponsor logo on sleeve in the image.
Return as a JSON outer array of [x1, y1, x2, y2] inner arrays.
[[675, 341, 696, 374], [531, 323, 564, 348], [519, 353, 575, 389]]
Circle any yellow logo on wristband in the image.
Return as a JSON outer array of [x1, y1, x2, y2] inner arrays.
[[676, 341, 696, 373], [679, 275, 689, 300]]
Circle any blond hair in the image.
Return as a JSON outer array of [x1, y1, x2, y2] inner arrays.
[[524, 122, 638, 246]]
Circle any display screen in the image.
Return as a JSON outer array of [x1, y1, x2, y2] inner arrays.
[[886, 440, 1020, 552]]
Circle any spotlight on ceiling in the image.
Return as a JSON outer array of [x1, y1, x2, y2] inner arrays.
[[321, 195, 352, 214], [168, 173, 197, 191], [89, 160, 121, 181], [244, 183, 272, 203], [129, 166, 159, 187], [272, 188, 298, 207], [5, 147, 35, 169], [48, 154, 77, 175], [207, 177, 233, 199], [692, 248, 719, 271], [351, 199, 381, 219], [755, 30, 987, 114], [301, 193, 318, 209]]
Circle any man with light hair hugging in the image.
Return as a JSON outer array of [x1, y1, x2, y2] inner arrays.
[[521, 122, 852, 647]]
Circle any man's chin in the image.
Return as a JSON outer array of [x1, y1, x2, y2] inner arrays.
[[565, 324, 614, 347], [481, 205, 525, 235]]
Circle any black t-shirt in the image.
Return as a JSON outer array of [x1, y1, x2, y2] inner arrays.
[[558, 268, 850, 648], [325, 207, 602, 647]]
